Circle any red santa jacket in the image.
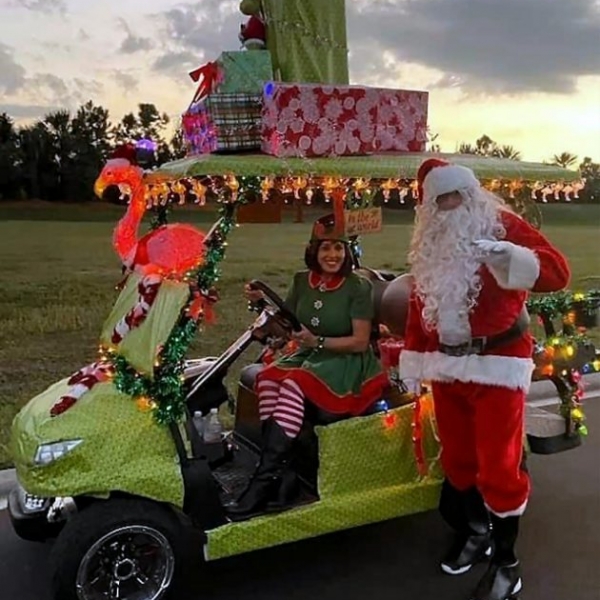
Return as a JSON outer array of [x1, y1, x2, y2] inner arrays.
[[399, 211, 570, 391]]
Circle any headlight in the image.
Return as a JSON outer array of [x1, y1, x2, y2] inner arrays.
[[34, 439, 83, 466]]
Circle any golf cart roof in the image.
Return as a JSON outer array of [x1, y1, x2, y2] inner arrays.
[[147, 152, 579, 183]]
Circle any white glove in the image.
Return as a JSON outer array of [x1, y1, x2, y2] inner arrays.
[[473, 239, 516, 268]]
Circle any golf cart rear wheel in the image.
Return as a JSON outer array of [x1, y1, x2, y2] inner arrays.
[[49, 498, 182, 600]]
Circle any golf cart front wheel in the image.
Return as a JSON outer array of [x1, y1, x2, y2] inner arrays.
[[49, 498, 182, 600]]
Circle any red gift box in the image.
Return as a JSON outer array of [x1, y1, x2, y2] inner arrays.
[[374, 88, 429, 152], [261, 82, 428, 158]]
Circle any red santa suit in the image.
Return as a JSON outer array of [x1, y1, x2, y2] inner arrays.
[[400, 162, 570, 518]]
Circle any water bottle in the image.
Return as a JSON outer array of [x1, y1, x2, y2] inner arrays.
[[203, 408, 223, 444], [192, 411, 204, 437]]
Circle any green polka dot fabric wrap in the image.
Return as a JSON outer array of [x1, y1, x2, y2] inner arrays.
[[205, 401, 443, 560], [10, 379, 184, 506]]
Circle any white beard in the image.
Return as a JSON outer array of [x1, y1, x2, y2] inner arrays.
[[408, 192, 506, 345]]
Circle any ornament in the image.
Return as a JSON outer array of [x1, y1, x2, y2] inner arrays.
[[313, 300, 323, 310]]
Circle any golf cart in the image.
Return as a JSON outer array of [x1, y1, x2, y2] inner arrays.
[[8, 151, 593, 600]]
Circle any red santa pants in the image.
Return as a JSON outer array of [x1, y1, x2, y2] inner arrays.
[[432, 380, 530, 517]]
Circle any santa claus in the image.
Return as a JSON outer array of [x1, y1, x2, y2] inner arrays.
[[399, 158, 570, 600], [239, 0, 266, 50]]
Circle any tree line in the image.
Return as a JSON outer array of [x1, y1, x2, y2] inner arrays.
[[0, 102, 185, 202], [0, 106, 598, 203]]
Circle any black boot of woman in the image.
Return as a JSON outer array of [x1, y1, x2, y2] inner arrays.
[[227, 418, 297, 520], [439, 480, 493, 575], [471, 514, 522, 600]]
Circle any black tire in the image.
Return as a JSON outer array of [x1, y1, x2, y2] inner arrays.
[[49, 498, 184, 600]]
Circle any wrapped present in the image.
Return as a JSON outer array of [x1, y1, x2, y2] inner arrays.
[[261, 82, 429, 158], [374, 89, 429, 152], [216, 50, 273, 94], [183, 93, 262, 155], [182, 104, 218, 155], [261, 83, 379, 157], [262, 0, 349, 84]]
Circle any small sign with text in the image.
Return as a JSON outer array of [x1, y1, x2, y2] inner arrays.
[[344, 207, 383, 236]]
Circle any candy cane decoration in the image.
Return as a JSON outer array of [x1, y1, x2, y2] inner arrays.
[[111, 274, 162, 344], [50, 361, 114, 417]]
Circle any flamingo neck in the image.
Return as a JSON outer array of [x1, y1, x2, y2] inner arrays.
[[113, 180, 146, 263]]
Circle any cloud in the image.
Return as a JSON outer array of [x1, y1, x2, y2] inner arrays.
[[0, 44, 26, 94], [0, 103, 62, 119], [152, 1, 241, 67], [153, 51, 199, 78], [31, 73, 69, 97], [347, 0, 600, 94], [118, 18, 154, 54], [113, 71, 139, 93], [14, 0, 66, 15], [22, 74, 104, 112]]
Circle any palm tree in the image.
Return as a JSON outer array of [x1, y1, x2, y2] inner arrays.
[[493, 145, 522, 161], [458, 142, 477, 155], [550, 152, 578, 168]]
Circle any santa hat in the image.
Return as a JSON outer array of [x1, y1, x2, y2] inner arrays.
[[240, 15, 266, 47], [110, 143, 138, 165], [417, 158, 480, 205]]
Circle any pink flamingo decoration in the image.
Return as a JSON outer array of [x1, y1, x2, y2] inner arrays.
[[94, 146, 207, 278]]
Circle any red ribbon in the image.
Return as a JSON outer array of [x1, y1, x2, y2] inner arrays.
[[189, 61, 222, 105]]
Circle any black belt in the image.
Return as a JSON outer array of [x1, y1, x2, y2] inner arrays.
[[439, 310, 529, 357]]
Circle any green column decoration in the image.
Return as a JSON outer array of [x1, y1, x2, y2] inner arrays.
[[263, 0, 349, 84]]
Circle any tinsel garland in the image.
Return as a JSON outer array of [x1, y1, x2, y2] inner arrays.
[[528, 290, 600, 438], [527, 289, 600, 320], [110, 201, 239, 425]]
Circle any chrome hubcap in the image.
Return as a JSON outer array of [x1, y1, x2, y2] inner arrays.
[[76, 525, 175, 600]]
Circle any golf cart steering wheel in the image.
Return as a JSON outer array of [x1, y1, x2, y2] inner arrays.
[[248, 279, 303, 332]]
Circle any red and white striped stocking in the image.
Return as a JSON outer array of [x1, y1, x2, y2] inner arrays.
[[272, 379, 305, 439], [257, 379, 281, 421]]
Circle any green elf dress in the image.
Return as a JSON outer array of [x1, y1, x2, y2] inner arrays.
[[256, 269, 388, 415]]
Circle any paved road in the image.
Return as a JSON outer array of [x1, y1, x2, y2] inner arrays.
[[1, 401, 599, 600]]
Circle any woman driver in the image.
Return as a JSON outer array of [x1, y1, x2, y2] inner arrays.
[[228, 214, 388, 519]]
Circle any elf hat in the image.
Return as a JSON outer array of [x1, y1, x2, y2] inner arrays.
[[310, 213, 348, 242], [417, 158, 480, 205]]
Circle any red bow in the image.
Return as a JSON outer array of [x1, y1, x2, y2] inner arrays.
[[189, 61, 222, 105], [187, 287, 220, 323]]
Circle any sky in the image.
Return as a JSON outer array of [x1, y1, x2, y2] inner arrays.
[[0, 0, 599, 162]]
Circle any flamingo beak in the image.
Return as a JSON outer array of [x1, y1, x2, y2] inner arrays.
[[94, 177, 107, 199]]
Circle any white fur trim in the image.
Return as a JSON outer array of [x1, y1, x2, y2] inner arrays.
[[486, 499, 528, 518], [422, 165, 479, 204], [399, 349, 425, 380], [399, 350, 534, 392], [487, 245, 540, 290]]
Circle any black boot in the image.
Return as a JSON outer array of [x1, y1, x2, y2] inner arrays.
[[266, 465, 300, 512], [227, 418, 296, 520], [439, 480, 493, 576], [471, 515, 522, 600]]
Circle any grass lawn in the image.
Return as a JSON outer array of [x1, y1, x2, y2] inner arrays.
[[0, 202, 599, 469]]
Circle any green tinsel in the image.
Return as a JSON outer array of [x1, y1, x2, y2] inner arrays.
[[527, 290, 600, 320]]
